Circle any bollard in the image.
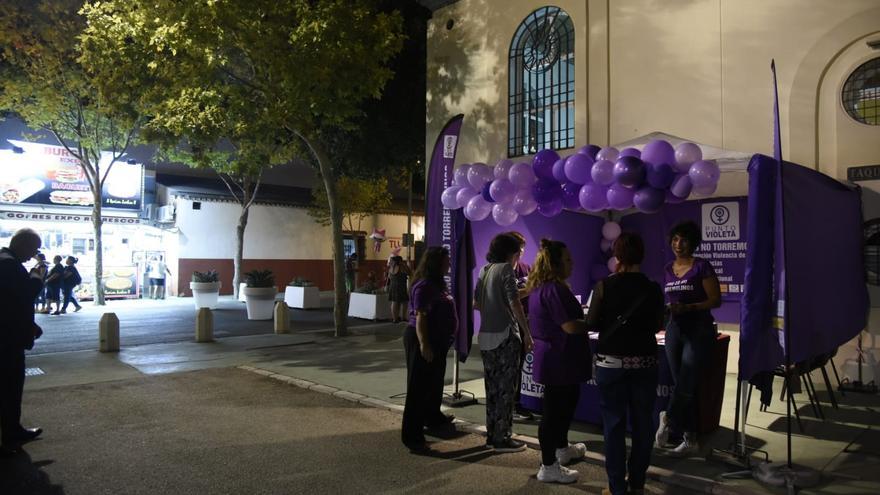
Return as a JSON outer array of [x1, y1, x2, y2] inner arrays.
[[195, 307, 214, 342], [274, 301, 290, 334], [99, 313, 120, 352]]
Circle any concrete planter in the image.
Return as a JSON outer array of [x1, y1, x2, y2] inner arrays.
[[242, 287, 277, 320], [190, 281, 221, 309], [284, 286, 320, 309], [347, 292, 391, 321]]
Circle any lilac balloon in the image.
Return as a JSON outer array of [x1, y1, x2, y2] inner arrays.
[[641, 139, 675, 167], [467, 162, 493, 190], [481, 181, 495, 202], [602, 221, 621, 241], [600, 238, 612, 252], [532, 149, 560, 180], [441, 185, 462, 209], [509, 162, 537, 188], [552, 158, 568, 182], [489, 178, 516, 204], [464, 195, 492, 221], [561, 182, 581, 210], [590, 263, 610, 281], [591, 159, 616, 186], [665, 189, 686, 204], [633, 186, 665, 214], [579, 183, 609, 212], [512, 189, 538, 215], [688, 160, 721, 188], [646, 162, 676, 189], [492, 203, 518, 226], [613, 156, 647, 188], [455, 186, 478, 207], [607, 257, 619, 272], [494, 159, 514, 179], [578, 144, 601, 160], [564, 153, 594, 185], [454, 164, 472, 187], [674, 142, 702, 172], [597, 146, 619, 162], [692, 182, 718, 197], [607, 183, 635, 210], [537, 198, 563, 217], [619, 147, 642, 159], [532, 178, 562, 204], [670, 174, 693, 198]]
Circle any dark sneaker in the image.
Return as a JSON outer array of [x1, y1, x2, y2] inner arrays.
[[491, 438, 526, 453]]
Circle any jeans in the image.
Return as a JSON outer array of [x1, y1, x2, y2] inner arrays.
[[61, 285, 81, 311], [664, 316, 715, 432], [538, 384, 580, 466], [480, 333, 521, 444], [401, 326, 450, 447], [596, 366, 659, 495]]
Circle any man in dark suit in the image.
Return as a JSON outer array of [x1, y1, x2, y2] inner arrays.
[[0, 228, 45, 456]]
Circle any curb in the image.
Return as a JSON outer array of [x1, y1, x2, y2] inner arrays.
[[238, 365, 753, 495]]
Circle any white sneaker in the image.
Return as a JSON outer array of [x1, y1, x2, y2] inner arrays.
[[668, 433, 699, 458], [556, 442, 587, 465], [655, 411, 670, 447], [537, 461, 579, 484]]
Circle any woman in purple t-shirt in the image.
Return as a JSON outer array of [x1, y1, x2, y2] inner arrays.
[[527, 239, 590, 484], [400, 247, 457, 453], [655, 221, 721, 458]]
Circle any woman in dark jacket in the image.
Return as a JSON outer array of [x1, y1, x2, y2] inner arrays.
[[586, 233, 664, 495]]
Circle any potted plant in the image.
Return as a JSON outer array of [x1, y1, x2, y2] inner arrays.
[[242, 269, 277, 320], [190, 270, 221, 309], [284, 276, 320, 309], [347, 273, 391, 321]]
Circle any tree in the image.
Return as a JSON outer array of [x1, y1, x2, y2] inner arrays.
[[0, 0, 142, 305], [309, 176, 393, 234], [80, 0, 404, 335]]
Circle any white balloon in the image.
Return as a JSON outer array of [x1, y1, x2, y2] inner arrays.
[[601, 221, 622, 241]]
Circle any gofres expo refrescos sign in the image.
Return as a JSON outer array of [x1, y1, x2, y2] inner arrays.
[[0, 140, 143, 210]]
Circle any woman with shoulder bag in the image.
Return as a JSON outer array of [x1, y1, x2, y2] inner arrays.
[[586, 233, 665, 495], [474, 233, 533, 453]]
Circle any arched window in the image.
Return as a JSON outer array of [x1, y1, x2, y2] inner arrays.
[[842, 57, 880, 126], [508, 6, 575, 157]]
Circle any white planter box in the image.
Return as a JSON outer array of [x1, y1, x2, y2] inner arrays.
[[190, 281, 221, 309], [347, 292, 392, 321], [243, 287, 277, 320], [285, 286, 321, 309]]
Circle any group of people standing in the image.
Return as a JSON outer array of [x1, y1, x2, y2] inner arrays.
[[30, 253, 83, 315], [400, 221, 720, 494]]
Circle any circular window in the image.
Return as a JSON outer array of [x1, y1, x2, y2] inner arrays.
[[842, 57, 880, 125]]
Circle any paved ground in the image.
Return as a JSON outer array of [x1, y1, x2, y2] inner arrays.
[[2, 368, 693, 495]]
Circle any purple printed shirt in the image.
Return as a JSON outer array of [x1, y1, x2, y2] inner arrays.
[[663, 257, 716, 305], [528, 282, 591, 386], [408, 279, 457, 342]]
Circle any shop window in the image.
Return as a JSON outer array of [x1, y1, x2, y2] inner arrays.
[[842, 57, 880, 125], [508, 6, 575, 157]]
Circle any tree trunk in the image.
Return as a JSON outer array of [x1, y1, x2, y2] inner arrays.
[[92, 192, 105, 305], [234, 201, 250, 300]]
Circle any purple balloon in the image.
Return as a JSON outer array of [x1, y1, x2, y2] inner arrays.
[[492, 203, 518, 226], [494, 159, 514, 179], [532, 178, 562, 204], [564, 153, 594, 185], [532, 149, 560, 180], [607, 183, 635, 210], [561, 182, 581, 209], [579, 183, 609, 212], [454, 164, 472, 187], [646, 162, 676, 189], [441, 185, 462, 209], [688, 160, 720, 188], [481, 181, 495, 202], [692, 182, 718, 197], [456, 186, 478, 207], [467, 162, 493, 190], [670, 174, 693, 198], [641, 139, 675, 167], [464, 195, 492, 221], [552, 158, 568, 182], [665, 189, 686, 204], [578, 144, 601, 160], [674, 142, 702, 172], [633, 186, 665, 214], [619, 147, 642, 159], [489, 178, 516, 204], [537, 197, 563, 217], [613, 156, 647, 188], [512, 188, 538, 215], [591, 159, 615, 186], [508, 162, 536, 188], [597, 146, 619, 162], [590, 263, 610, 282]]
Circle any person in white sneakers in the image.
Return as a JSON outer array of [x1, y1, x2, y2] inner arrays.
[[655, 221, 721, 458], [525, 239, 591, 483]]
